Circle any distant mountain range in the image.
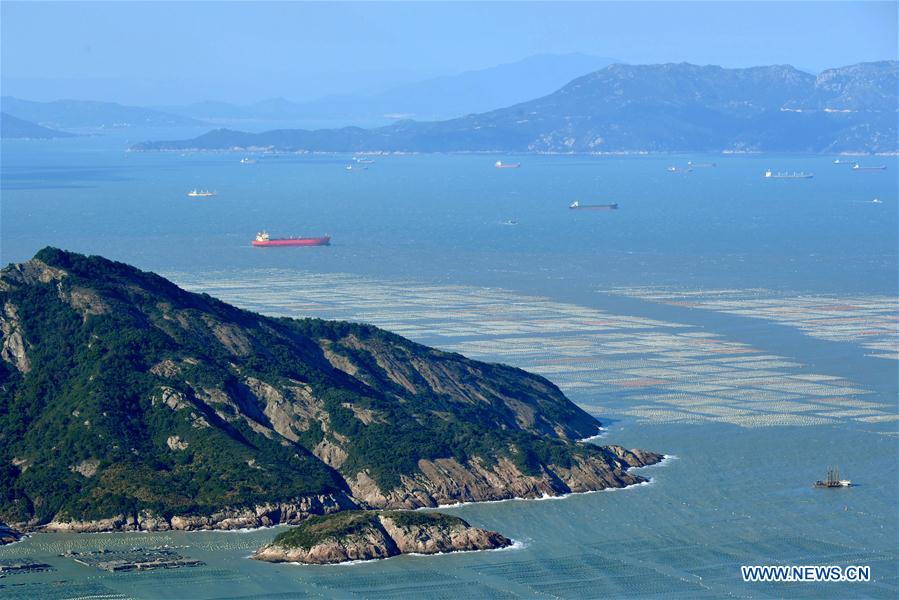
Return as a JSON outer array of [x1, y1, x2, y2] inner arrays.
[[1, 97, 203, 130], [135, 61, 898, 154], [0, 112, 77, 139], [159, 53, 619, 125]]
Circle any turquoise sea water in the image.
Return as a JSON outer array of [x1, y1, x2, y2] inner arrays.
[[0, 131, 896, 598]]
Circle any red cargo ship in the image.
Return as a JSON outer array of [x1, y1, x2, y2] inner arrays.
[[252, 231, 330, 247]]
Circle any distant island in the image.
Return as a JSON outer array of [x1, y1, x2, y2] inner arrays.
[[0, 248, 662, 541], [253, 510, 511, 564], [132, 61, 898, 154], [0, 112, 77, 139], [1, 97, 204, 130]]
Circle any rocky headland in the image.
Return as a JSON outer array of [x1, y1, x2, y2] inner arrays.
[[0, 248, 663, 538]]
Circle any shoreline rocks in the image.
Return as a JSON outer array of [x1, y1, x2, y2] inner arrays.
[[13, 449, 664, 536], [348, 446, 665, 509], [0, 522, 21, 545], [29, 493, 358, 534]]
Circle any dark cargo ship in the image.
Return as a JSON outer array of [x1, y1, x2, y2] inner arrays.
[[570, 201, 618, 210]]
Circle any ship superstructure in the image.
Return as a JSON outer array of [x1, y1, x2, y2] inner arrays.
[[814, 467, 852, 488]]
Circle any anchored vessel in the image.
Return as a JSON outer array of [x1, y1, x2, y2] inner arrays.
[[240, 157, 257, 164], [814, 467, 852, 488], [495, 160, 521, 169], [667, 166, 692, 173], [764, 169, 813, 179], [687, 161, 716, 168], [852, 164, 887, 171], [252, 231, 330, 247], [187, 189, 216, 197], [570, 201, 618, 210]]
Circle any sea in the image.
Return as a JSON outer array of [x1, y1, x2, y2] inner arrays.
[[0, 128, 896, 599]]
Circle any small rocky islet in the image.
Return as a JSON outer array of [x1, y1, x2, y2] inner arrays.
[[253, 510, 512, 565]]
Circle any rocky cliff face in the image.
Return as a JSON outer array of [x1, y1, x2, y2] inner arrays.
[[253, 511, 511, 564], [0, 249, 663, 533], [348, 446, 662, 509], [41, 493, 358, 533]]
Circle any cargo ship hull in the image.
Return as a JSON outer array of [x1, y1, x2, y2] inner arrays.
[[252, 236, 330, 247], [571, 204, 618, 210]]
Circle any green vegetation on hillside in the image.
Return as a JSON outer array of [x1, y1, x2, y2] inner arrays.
[[0, 248, 606, 526], [270, 510, 468, 550]]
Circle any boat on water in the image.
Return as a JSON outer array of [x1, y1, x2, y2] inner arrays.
[[667, 166, 692, 173], [240, 157, 257, 164], [252, 231, 330, 247], [764, 169, 813, 179], [852, 164, 887, 171], [687, 161, 716, 168], [345, 164, 367, 171], [187, 189, 216, 197], [814, 467, 852, 488], [871, 198, 883, 204], [500, 219, 519, 226], [353, 157, 375, 164], [570, 201, 618, 210], [495, 160, 521, 169]]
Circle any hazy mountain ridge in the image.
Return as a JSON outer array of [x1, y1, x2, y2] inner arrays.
[[0, 112, 78, 139], [1, 96, 205, 129], [0, 249, 659, 533], [160, 54, 619, 125], [134, 61, 898, 153]]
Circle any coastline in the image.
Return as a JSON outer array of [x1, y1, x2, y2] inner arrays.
[[416, 453, 675, 510], [5, 453, 668, 540], [125, 146, 898, 157], [302, 538, 529, 568]]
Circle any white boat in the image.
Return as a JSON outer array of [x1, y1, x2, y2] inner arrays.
[[187, 189, 216, 197], [872, 198, 883, 204], [764, 169, 813, 179], [667, 166, 692, 173], [353, 157, 375, 164], [240, 157, 257, 164], [852, 164, 886, 171], [495, 160, 521, 169]]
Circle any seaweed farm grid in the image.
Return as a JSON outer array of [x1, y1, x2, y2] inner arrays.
[[613, 288, 899, 361], [168, 270, 894, 428]]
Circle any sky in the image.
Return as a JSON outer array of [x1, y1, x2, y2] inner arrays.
[[1, 1, 896, 105]]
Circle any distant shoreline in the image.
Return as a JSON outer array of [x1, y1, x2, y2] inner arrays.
[[125, 147, 899, 157]]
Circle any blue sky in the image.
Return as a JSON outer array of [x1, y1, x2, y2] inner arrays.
[[2, 1, 896, 104]]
